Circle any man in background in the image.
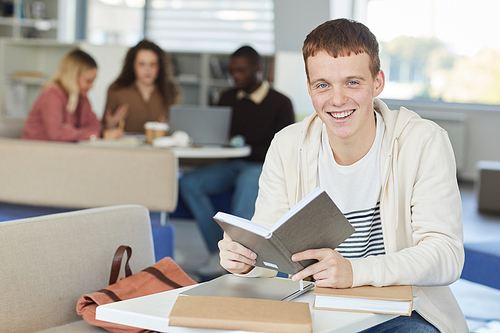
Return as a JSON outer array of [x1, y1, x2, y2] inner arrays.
[[180, 45, 295, 278]]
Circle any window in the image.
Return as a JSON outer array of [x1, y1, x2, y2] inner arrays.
[[366, 0, 500, 105], [87, 0, 144, 46], [145, 0, 275, 55]]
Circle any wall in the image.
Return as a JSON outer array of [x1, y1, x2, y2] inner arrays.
[[80, 42, 128, 118], [274, 0, 330, 53], [384, 99, 500, 181], [273, 0, 330, 116]]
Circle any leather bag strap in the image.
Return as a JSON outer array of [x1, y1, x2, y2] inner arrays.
[[142, 266, 183, 289], [109, 245, 133, 285]]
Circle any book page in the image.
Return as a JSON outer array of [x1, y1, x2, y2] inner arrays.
[[214, 212, 271, 238]]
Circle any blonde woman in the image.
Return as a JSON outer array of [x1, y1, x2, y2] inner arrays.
[[22, 49, 123, 141]]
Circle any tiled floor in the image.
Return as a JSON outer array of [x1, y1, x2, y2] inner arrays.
[[172, 181, 500, 333]]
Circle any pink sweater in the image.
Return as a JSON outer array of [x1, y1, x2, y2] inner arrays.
[[22, 85, 102, 142]]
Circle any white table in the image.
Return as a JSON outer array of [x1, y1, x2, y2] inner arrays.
[[168, 145, 251, 159], [96, 284, 397, 333], [79, 138, 251, 160]]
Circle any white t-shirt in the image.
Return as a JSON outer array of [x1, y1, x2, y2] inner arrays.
[[318, 112, 386, 258]]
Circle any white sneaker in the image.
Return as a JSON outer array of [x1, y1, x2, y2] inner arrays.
[[197, 253, 226, 277]]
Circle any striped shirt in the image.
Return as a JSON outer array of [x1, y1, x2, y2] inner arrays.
[[318, 112, 386, 259], [336, 202, 385, 258]]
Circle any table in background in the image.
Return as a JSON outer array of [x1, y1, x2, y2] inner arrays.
[[168, 145, 251, 159], [79, 137, 251, 159], [96, 284, 397, 333]]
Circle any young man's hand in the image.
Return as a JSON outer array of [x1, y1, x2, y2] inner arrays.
[[218, 232, 256, 275], [291, 248, 353, 288]]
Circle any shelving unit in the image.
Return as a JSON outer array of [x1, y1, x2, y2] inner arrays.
[[171, 52, 274, 106], [0, 0, 61, 39], [0, 38, 78, 118]]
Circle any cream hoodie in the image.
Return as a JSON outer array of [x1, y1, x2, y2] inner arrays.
[[250, 98, 468, 332]]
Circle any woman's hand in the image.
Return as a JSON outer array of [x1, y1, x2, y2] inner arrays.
[[291, 248, 353, 288], [105, 104, 129, 129], [102, 128, 124, 140], [218, 232, 257, 275]]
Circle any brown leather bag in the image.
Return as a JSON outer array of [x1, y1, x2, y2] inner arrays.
[[76, 245, 197, 332]]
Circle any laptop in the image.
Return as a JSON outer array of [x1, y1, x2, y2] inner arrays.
[[168, 105, 232, 146], [181, 274, 314, 301]]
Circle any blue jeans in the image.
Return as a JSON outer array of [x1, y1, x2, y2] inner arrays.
[[360, 311, 439, 333], [179, 159, 263, 253]]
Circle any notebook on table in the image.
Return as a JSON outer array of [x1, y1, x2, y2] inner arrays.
[[168, 105, 232, 146]]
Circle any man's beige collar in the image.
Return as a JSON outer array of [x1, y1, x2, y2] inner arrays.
[[236, 81, 269, 105]]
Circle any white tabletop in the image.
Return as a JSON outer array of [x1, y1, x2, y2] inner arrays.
[[168, 145, 251, 159], [78, 138, 251, 160], [96, 284, 396, 333]]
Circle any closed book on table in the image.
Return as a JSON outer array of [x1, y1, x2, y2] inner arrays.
[[214, 187, 355, 275], [313, 285, 414, 316], [169, 295, 312, 333]]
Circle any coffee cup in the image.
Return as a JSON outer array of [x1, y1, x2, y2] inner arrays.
[[145, 122, 169, 144]]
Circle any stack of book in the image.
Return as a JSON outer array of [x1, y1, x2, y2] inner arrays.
[[313, 285, 414, 316]]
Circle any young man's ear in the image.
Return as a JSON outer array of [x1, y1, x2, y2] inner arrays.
[[373, 70, 385, 97], [307, 79, 312, 97]]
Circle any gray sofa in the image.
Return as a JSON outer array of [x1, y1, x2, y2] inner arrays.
[[0, 205, 156, 332], [0, 137, 178, 213]]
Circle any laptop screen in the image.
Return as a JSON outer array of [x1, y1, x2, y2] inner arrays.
[[168, 105, 233, 146]]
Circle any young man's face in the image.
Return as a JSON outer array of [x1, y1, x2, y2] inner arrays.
[[307, 51, 384, 145]]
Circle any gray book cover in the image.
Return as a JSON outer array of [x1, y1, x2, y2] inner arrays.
[[214, 188, 355, 275]]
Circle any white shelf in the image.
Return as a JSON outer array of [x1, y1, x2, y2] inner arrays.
[[0, 39, 79, 118], [0, 17, 15, 26], [176, 74, 200, 85], [11, 76, 46, 85], [0, 0, 61, 39], [19, 18, 58, 30]]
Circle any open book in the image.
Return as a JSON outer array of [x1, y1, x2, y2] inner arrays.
[[213, 187, 355, 275], [313, 285, 415, 316]]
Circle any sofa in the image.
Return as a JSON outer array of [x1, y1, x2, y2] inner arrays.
[[0, 137, 178, 212], [0, 205, 156, 333], [0, 137, 178, 259], [475, 160, 500, 213]]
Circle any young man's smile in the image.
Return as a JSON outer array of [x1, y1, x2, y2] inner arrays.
[[327, 109, 356, 119]]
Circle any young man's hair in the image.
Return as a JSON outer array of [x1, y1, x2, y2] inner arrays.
[[302, 19, 381, 80], [46, 49, 97, 113], [231, 45, 261, 66]]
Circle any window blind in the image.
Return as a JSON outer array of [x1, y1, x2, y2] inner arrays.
[[145, 0, 275, 54]]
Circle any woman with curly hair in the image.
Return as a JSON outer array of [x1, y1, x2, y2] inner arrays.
[[102, 39, 180, 133]]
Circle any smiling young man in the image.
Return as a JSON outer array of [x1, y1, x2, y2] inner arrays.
[[219, 19, 467, 332]]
